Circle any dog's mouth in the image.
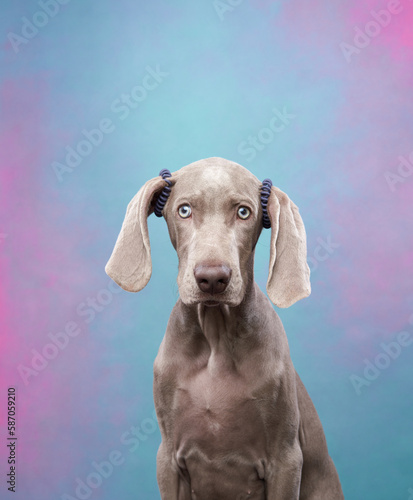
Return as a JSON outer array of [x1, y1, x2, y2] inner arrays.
[[197, 293, 240, 307], [203, 300, 220, 307], [183, 293, 242, 308]]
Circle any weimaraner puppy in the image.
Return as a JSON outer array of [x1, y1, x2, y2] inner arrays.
[[105, 157, 344, 500]]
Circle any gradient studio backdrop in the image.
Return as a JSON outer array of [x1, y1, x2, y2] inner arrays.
[[1, 1, 412, 499]]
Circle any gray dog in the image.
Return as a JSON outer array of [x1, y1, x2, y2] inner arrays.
[[106, 157, 344, 500]]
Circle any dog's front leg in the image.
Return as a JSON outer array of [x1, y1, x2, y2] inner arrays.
[[265, 440, 303, 500], [156, 442, 192, 500]]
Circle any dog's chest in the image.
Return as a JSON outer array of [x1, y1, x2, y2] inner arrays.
[[173, 357, 266, 455], [170, 360, 267, 499]]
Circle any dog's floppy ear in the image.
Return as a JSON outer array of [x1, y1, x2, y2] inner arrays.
[[266, 186, 311, 308], [105, 176, 167, 292]]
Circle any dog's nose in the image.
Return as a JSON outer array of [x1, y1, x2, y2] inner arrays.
[[194, 265, 232, 294]]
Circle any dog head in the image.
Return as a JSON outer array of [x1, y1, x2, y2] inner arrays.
[[105, 157, 310, 308]]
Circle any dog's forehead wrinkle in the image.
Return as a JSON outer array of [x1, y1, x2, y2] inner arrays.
[[174, 182, 234, 203], [199, 166, 231, 187], [174, 158, 261, 193]]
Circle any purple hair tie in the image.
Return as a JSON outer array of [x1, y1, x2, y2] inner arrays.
[[154, 169, 172, 217], [261, 178, 272, 229]]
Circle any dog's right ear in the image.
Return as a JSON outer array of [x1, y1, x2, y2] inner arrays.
[[266, 186, 311, 308], [105, 176, 167, 292]]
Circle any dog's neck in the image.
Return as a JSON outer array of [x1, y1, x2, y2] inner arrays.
[[178, 268, 266, 373]]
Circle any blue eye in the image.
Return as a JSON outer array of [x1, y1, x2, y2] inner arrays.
[[237, 206, 251, 220], [178, 204, 192, 219]]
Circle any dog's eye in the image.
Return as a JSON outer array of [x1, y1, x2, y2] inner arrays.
[[178, 204, 192, 219], [237, 206, 251, 220]]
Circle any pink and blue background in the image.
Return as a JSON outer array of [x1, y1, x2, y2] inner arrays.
[[1, 1, 412, 499]]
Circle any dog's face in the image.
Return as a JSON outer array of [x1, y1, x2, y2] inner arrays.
[[162, 160, 262, 307], [105, 157, 311, 309]]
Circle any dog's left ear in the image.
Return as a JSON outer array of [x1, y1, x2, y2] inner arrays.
[[266, 186, 311, 308], [105, 176, 167, 292]]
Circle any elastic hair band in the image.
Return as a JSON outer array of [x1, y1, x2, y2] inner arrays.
[[154, 169, 172, 217], [261, 178, 272, 229]]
